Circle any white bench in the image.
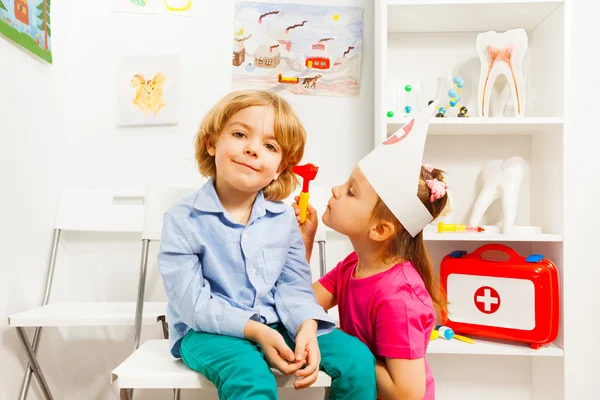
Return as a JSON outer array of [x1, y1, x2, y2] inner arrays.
[[111, 339, 332, 390]]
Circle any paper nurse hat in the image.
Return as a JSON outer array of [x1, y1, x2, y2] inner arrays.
[[358, 102, 436, 237]]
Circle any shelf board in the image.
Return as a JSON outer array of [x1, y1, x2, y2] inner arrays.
[[386, 117, 563, 136], [427, 336, 563, 357], [424, 231, 563, 242], [329, 229, 562, 242], [387, 1, 564, 33]]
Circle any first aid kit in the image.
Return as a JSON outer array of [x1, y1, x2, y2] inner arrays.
[[440, 244, 560, 349]]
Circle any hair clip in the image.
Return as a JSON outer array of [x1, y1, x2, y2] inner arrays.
[[426, 179, 447, 202]]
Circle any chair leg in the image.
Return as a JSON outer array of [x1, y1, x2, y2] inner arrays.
[[16, 328, 54, 400], [132, 239, 150, 352], [18, 229, 61, 400], [128, 239, 151, 400]]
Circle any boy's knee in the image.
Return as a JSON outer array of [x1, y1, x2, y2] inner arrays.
[[351, 342, 376, 374]]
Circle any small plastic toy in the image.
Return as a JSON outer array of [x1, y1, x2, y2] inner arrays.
[[435, 325, 475, 344], [438, 221, 485, 233], [292, 163, 319, 224], [431, 76, 469, 118]]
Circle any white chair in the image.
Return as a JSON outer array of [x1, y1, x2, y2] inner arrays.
[[7, 189, 169, 400], [113, 184, 332, 399]]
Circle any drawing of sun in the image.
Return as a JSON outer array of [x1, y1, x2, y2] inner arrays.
[[333, 14, 340, 20]]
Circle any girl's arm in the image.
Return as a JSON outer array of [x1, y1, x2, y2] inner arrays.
[[375, 358, 426, 400], [312, 281, 337, 312]]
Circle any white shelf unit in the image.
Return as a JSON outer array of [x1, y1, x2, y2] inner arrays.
[[375, 1, 566, 399]]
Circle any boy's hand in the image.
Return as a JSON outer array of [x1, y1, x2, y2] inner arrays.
[[247, 321, 305, 376], [292, 195, 318, 246], [293, 319, 321, 390]]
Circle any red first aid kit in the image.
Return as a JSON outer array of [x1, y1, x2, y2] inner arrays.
[[440, 244, 560, 349]]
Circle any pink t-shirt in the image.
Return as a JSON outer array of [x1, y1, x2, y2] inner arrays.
[[320, 252, 435, 400]]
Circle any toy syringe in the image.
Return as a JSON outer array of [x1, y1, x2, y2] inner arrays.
[[292, 163, 319, 224], [438, 221, 485, 233]]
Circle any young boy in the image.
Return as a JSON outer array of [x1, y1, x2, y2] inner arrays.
[[158, 90, 376, 399]]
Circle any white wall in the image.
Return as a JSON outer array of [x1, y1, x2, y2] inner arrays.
[[563, 0, 600, 399], [0, 0, 373, 399], [3, 0, 600, 399]]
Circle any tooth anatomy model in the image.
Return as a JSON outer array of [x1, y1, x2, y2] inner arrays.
[[468, 157, 533, 234], [476, 29, 528, 117]]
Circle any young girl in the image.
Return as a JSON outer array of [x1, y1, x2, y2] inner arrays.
[[295, 164, 448, 400], [294, 99, 446, 399], [158, 90, 376, 399]]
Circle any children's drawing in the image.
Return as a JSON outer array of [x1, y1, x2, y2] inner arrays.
[[112, 0, 196, 16], [131, 73, 166, 116], [232, 2, 364, 97], [0, 0, 52, 63], [117, 55, 180, 126]]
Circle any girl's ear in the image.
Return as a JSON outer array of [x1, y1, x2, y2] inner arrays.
[[205, 134, 216, 156], [369, 220, 396, 242]]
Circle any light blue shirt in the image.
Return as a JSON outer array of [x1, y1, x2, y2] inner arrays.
[[158, 178, 335, 358]]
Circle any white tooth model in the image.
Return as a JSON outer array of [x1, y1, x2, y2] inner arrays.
[[468, 156, 540, 235], [476, 29, 528, 117]]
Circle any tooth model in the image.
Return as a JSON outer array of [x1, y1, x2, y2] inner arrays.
[[468, 156, 538, 235], [476, 29, 528, 117]]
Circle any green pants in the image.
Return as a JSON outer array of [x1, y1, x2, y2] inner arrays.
[[180, 324, 376, 400]]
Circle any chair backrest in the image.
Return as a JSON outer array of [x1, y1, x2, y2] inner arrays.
[[54, 188, 146, 232], [142, 185, 200, 241]]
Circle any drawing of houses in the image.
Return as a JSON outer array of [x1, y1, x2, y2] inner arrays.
[[233, 39, 246, 66], [254, 44, 280, 68], [14, 0, 30, 25], [305, 43, 331, 70]]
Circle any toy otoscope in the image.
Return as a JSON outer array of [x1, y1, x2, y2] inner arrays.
[[438, 221, 485, 233], [292, 163, 319, 224]]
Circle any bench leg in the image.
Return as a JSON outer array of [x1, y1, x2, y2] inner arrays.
[[18, 229, 61, 400], [16, 327, 54, 400], [157, 315, 169, 339]]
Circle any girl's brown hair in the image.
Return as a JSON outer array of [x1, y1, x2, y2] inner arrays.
[[371, 166, 449, 314], [195, 90, 306, 201]]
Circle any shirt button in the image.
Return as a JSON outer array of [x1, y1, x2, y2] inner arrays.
[[242, 232, 248, 239]]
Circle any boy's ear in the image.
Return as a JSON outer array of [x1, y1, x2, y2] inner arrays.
[[276, 161, 288, 176], [205, 134, 216, 156], [369, 220, 396, 242]]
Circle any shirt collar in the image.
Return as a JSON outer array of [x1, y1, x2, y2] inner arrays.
[[193, 178, 288, 217]]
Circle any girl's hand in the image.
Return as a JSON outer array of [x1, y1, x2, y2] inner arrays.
[[292, 195, 318, 245]]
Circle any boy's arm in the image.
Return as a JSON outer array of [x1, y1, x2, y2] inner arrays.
[[273, 210, 335, 338], [159, 213, 258, 339], [375, 358, 426, 400]]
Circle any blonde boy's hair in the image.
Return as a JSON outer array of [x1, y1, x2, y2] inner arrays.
[[195, 90, 305, 201]]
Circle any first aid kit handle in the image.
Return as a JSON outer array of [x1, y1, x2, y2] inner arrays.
[[472, 244, 524, 262]]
